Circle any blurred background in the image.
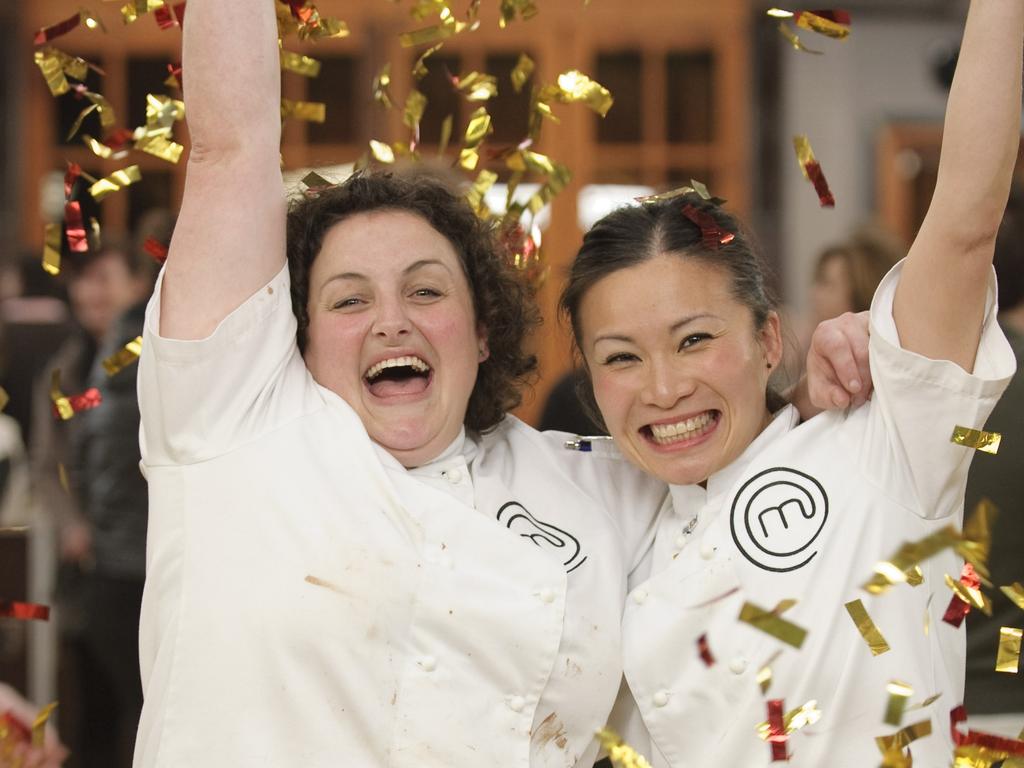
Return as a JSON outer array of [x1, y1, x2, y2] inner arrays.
[[1, 0, 1021, 764]]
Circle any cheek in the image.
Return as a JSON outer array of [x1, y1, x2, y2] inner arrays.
[[589, 371, 631, 430]]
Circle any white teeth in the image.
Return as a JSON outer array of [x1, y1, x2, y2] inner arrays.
[[649, 412, 715, 444], [365, 355, 430, 380]]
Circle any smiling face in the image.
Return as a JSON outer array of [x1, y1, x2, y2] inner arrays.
[[304, 209, 487, 468], [579, 254, 782, 486]]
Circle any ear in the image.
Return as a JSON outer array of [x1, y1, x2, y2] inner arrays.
[[476, 324, 490, 363], [758, 310, 783, 371]]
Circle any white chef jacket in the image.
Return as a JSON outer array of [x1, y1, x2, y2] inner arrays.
[[134, 263, 666, 768], [620, 261, 1015, 768]]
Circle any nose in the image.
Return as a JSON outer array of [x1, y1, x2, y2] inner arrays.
[[640, 356, 694, 409], [371, 296, 412, 341]]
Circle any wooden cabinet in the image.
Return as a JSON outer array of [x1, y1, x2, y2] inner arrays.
[[20, 1, 752, 423]]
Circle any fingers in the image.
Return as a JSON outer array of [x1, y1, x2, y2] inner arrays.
[[806, 311, 873, 410]]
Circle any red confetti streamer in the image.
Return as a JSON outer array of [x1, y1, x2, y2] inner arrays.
[[681, 204, 735, 249], [951, 704, 1024, 755], [1, 711, 31, 742], [51, 387, 102, 419], [0, 600, 51, 621], [942, 563, 982, 628], [767, 699, 790, 761], [63, 163, 89, 253], [154, 4, 178, 29], [144, 237, 169, 264], [287, 0, 316, 24], [697, 633, 716, 666], [33, 12, 81, 46], [804, 161, 835, 208], [104, 128, 135, 151]]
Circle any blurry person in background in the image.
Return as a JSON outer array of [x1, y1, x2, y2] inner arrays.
[[0, 252, 71, 451], [964, 181, 1024, 738], [810, 225, 904, 324], [29, 209, 171, 768]]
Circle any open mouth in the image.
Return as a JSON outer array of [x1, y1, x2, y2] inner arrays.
[[643, 410, 720, 446], [364, 355, 433, 398]]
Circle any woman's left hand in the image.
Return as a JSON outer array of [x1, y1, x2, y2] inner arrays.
[[806, 311, 873, 410]]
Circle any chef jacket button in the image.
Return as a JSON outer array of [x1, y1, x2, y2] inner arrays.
[[538, 588, 556, 604], [633, 589, 648, 605], [445, 468, 463, 484], [652, 690, 669, 707], [506, 695, 525, 713], [729, 656, 748, 675], [416, 655, 437, 672], [699, 541, 715, 560], [674, 535, 688, 549]]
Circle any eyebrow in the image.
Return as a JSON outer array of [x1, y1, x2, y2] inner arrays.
[[318, 259, 453, 294], [592, 312, 720, 345]]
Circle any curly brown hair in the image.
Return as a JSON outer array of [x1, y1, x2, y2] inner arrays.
[[286, 171, 540, 433]]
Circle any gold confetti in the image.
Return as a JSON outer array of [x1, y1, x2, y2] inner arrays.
[[280, 49, 321, 77], [845, 599, 891, 656], [280, 99, 326, 123], [511, 53, 534, 93], [884, 680, 913, 726], [88, 165, 142, 202], [403, 90, 428, 132], [120, 0, 165, 24], [453, 71, 498, 102], [738, 600, 807, 649], [924, 593, 933, 637], [58, 463, 70, 494], [42, 223, 62, 276], [50, 370, 73, 421], [466, 169, 498, 215], [863, 525, 962, 594], [458, 107, 492, 170], [438, 114, 454, 156], [1001, 583, 1024, 612], [756, 699, 821, 740], [412, 43, 443, 80], [996, 627, 1022, 674], [756, 650, 782, 694], [399, 5, 475, 47], [875, 718, 932, 753], [951, 426, 1001, 454], [776, 21, 824, 55], [134, 133, 184, 163], [548, 70, 613, 117], [102, 336, 143, 376], [372, 63, 394, 109], [766, 7, 794, 17], [31, 702, 58, 749], [596, 727, 653, 768], [0, 387, 7, 412], [906, 692, 941, 712], [34, 48, 71, 96], [906, 566, 925, 587], [796, 10, 851, 40], [369, 140, 396, 164]]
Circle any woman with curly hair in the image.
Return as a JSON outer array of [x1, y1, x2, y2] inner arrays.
[[134, 1, 864, 765]]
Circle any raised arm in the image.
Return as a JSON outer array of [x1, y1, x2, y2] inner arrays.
[[160, 0, 287, 339], [894, 0, 1023, 370]]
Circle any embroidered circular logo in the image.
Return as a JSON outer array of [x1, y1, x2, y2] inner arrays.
[[729, 467, 828, 572], [497, 502, 588, 574]]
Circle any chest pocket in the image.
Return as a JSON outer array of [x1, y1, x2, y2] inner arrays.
[[497, 501, 588, 574]]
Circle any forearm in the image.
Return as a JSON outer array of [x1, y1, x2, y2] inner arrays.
[[182, 0, 281, 155], [162, 0, 287, 340], [895, 0, 1023, 369], [931, 0, 1022, 245]]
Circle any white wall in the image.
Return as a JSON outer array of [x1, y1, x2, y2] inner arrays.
[[778, 11, 965, 313]]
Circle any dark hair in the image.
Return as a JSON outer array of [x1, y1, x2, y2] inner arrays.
[[286, 171, 540, 433], [994, 181, 1024, 312], [559, 195, 784, 426]]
